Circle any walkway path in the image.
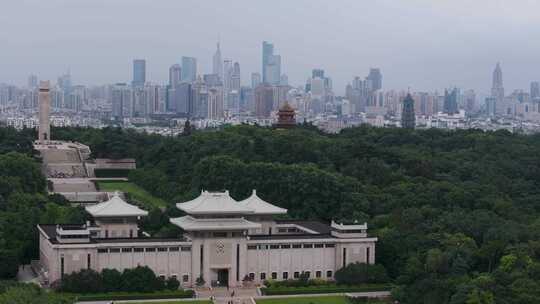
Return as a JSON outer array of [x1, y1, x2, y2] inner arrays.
[[17, 265, 39, 284], [197, 287, 257, 304], [76, 290, 391, 304], [77, 299, 208, 304]]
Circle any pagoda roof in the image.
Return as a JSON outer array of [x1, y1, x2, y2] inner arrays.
[[85, 192, 148, 218], [280, 102, 295, 111], [176, 190, 255, 215], [238, 190, 287, 215], [170, 215, 261, 231]]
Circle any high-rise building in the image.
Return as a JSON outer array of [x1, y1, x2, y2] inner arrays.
[[251, 73, 261, 88], [401, 93, 415, 129], [491, 63, 504, 102], [223, 59, 233, 90], [367, 68, 382, 91], [240, 86, 253, 113], [38, 81, 51, 142], [485, 97, 496, 116], [262, 41, 274, 84], [181, 57, 197, 82], [262, 41, 281, 85], [312, 69, 325, 79], [208, 87, 224, 120], [169, 64, 182, 87], [145, 84, 164, 114], [213, 42, 223, 80], [112, 83, 132, 120], [67, 85, 87, 112], [443, 88, 459, 114], [254, 84, 274, 118], [203, 74, 221, 87], [310, 77, 325, 97], [173, 82, 193, 116], [464, 89, 476, 113], [265, 55, 281, 85], [132, 59, 146, 87], [531, 82, 540, 100], [231, 62, 241, 91], [28, 75, 38, 89], [280, 74, 289, 86], [57, 71, 72, 94], [192, 79, 209, 118], [167, 64, 182, 112], [206, 74, 221, 87], [132, 87, 147, 117], [0, 85, 9, 109]]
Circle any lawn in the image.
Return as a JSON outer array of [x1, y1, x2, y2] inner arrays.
[[261, 284, 392, 296], [96, 181, 167, 209], [256, 296, 352, 304]]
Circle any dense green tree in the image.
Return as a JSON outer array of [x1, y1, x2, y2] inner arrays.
[[5, 124, 540, 302], [335, 263, 389, 285], [59, 269, 103, 293], [101, 268, 122, 292], [121, 266, 164, 293]]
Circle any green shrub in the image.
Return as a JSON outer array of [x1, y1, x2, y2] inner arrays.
[[59, 269, 103, 293], [121, 266, 165, 292], [73, 289, 194, 301], [260, 283, 392, 295], [101, 268, 122, 292], [166, 276, 180, 290], [335, 263, 389, 285], [58, 266, 171, 294], [94, 168, 131, 178], [196, 276, 205, 287]]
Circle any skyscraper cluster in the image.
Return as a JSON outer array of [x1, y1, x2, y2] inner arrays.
[[345, 68, 382, 113], [12, 40, 540, 134]]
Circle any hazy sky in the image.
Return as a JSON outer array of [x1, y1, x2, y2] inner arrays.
[[1, 0, 540, 94]]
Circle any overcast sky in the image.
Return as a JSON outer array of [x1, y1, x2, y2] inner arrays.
[[1, 0, 540, 94]]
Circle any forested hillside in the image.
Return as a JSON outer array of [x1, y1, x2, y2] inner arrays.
[[0, 128, 87, 280], [2, 124, 540, 303]]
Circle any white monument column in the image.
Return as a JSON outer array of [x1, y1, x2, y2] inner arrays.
[[38, 80, 51, 142]]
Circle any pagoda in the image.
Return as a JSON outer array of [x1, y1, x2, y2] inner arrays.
[[274, 102, 296, 129]]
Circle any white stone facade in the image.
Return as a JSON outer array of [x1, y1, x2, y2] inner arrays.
[[37, 190, 377, 287]]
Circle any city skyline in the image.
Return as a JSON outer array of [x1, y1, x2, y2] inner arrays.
[[1, 0, 540, 95]]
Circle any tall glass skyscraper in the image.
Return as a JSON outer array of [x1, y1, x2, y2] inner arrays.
[[367, 68, 383, 91], [169, 64, 182, 87], [443, 88, 459, 114], [132, 59, 146, 87], [181, 57, 197, 83], [262, 41, 274, 84]]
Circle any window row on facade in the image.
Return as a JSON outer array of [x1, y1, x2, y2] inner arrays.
[[247, 243, 336, 250], [96, 246, 191, 253], [248, 270, 333, 281]]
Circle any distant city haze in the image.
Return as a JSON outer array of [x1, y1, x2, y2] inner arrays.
[[1, 0, 540, 94]]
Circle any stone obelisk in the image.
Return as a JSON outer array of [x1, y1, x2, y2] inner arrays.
[[38, 80, 51, 142]]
